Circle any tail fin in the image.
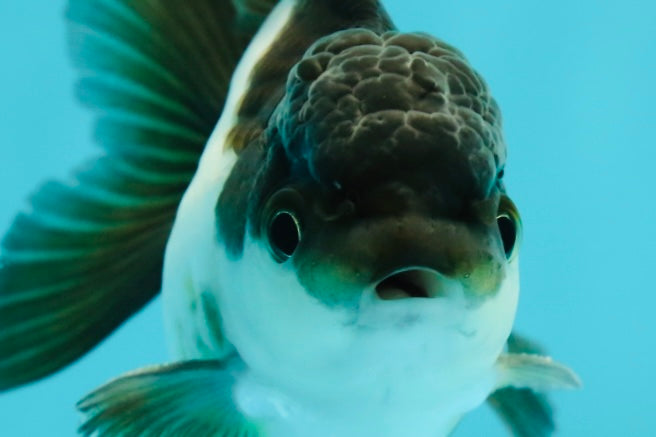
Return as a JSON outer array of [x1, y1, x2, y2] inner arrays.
[[0, 0, 278, 391]]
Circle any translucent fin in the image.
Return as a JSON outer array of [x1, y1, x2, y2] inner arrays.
[[78, 359, 259, 436], [488, 333, 581, 437], [0, 0, 276, 391], [496, 353, 581, 392], [0, 158, 175, 391]]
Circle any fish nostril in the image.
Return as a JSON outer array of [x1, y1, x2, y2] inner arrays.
[[375, 269, 436, 300]]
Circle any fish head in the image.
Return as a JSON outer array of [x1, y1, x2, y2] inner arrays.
[[217, 30, 521, 401]]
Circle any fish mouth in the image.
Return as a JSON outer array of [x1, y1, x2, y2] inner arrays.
[[375, 268, 449, 300]]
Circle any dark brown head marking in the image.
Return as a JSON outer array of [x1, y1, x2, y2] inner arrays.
[[219, 29, 507, 264], [271, 29, 505, 201]]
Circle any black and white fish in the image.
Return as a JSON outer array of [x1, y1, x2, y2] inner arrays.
[[0, 0, 580, 435]]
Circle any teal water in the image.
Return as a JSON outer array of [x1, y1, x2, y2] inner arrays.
[[1, 1, 654, 435]]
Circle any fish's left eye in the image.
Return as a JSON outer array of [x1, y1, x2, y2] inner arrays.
[[497, 197, 521, 261], [268, 210, 301, 262]]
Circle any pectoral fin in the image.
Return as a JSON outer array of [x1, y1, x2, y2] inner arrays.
[[495, 353, 581, 392], [78, 359, 259, 437], [487, 333, 581, 437]]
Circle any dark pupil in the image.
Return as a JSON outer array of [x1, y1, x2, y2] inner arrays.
[[269, 212, 300, 258], [497, 215, 516, 258]]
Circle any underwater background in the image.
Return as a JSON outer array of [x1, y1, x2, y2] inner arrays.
[[0, 0, 654, 435]]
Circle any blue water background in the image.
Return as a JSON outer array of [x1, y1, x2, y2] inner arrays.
[[1, 1, 654, 435]]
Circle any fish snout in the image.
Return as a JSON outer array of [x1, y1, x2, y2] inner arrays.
[[295, 214, 506, 305]]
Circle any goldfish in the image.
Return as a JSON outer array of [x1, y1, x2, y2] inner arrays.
[[0, 0, 579, 435]]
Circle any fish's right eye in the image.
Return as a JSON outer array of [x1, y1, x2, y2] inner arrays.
[[268, 210, 301, 262]]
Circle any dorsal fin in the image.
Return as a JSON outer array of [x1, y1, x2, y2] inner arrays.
[[0, 0, 278, 391]]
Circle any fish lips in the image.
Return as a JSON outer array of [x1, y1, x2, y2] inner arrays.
[[293, 213, 506, 307], [374, 267, 460, 300]]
